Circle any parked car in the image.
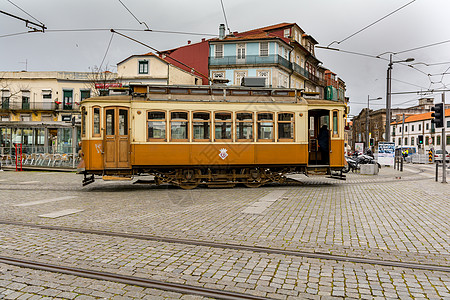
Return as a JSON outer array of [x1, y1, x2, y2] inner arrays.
[[434, 149, 450, 162]]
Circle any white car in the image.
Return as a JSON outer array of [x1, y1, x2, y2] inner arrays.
[[434, 149, 450, 162]]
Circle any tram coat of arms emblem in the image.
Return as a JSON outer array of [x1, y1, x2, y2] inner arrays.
[[219, 148, 228, 160]]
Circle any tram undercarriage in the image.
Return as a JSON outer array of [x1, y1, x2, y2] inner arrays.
[[81, 165, 345, 189]]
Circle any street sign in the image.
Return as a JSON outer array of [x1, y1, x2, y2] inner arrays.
[[429, 137, 433, 144]]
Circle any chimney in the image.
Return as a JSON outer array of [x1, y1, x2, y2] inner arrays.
[[201, 38, 206, 42], [187, 40, 191, 44], [219, 24, 225, 39]]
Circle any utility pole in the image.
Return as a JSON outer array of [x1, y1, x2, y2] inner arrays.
[[442, 93, 447, 183]]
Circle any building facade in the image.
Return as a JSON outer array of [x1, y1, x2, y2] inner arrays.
[[390, 109, 450, 153], [351, 97, 448, 151], [117, 53, 202, 86]]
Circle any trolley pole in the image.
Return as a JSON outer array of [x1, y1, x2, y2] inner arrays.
[[442, 93, 447, 183]]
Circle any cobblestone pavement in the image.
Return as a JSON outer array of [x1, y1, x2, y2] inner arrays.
[[0, 164, 449, 299]]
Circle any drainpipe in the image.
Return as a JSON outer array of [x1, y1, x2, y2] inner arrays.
[[288, 48, 294, 88]]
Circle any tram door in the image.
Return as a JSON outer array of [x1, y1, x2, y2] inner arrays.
[[104, 107, 130, 169], [308, 109, 330, 166]]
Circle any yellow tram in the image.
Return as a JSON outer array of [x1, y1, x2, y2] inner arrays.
[[78, 84, 347, 188]]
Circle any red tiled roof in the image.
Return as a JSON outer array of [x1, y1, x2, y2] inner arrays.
[[391, 109, 450, 125]]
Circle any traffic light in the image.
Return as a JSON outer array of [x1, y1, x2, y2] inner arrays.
[[431, 103, 444, 128], [369, 138, 374, 146], [418, 135, 423, 145]]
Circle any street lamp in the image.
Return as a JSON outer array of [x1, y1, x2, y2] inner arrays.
[[366, 96, 382, 150], [385, 54, 414, 143]]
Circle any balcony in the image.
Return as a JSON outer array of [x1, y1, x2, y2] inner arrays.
[[0, 101, 78, 111], [209, 54, 292, 70]]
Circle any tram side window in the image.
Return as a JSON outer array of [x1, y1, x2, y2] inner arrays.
[[257, 112, 274, 140], [193, 112, 210, 141], [215, 112, 232, 140], [332, 110, 338, 136], [278, 112, 294, 141], [236, 112, 253, 141], [93, 107, 101, 137], [106, 109, 114, 136], [81, 107, 86, 137], [118, 109, 128, 136], [148, 111, 166, 141], [171, 111, 188, 141]]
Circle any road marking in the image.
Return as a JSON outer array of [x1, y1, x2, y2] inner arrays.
[[20, 181, 40, 184], [14, 196, 76, 207], [0, 179, 6, 182], [39, 209, 84, 219], [242, 190, 287, 214]]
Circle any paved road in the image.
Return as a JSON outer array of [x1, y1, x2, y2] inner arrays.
[[0, 164, 448, 299]]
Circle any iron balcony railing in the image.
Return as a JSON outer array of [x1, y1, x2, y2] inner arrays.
[[209, 55, 327, 86], [209, 54, 292, 69], [0, 101, 81, 111]]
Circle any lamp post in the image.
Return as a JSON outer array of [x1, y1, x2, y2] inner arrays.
[[385, 54, 414, 143], [366, 96, 382, 151]]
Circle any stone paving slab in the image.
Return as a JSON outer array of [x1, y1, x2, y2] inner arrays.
[[0, 224, 449, 299], [0, 263, 208, 299], [0, 166, 449, 298]]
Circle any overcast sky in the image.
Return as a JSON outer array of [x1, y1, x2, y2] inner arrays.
[[1, 0, 449, 117]]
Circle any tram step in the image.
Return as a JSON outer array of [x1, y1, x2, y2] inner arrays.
[[102, 175, 133, 181]]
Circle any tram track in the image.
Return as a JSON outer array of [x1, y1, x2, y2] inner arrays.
[[0, 220, 448, 273], [0, 255, 268, 300]]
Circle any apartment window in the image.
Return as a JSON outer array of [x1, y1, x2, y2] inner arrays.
[[278, 113, 294, 140], [212, 71, 225, 80], [193, 112, 210, 141], [411, 137, 414, 145], [447, 135, 450, 146], [260, 42, 268, 56], [278, 73, 288, 88], [447, 120, 450, 127], [63, 90, 73, 110], [138, 60, 149, 74], [257, 70, 269, 86], [399, 127, 401, 133], [405, 125, 408, 132], [81, 90, 90, 101], [148, 111, 166, 140], [412, 125, 415, 131], [234, 71, 247, 85], [398, 138, 401, 145], [426, 123, 429, 130], [237, 44, 245, 60], [1, 90, 10, 109], [171, 111, 188, 140], [418, 124, 421, 131], [22, 90, 30, 110], [257, 112, 274, 140], [437, 135, 441, 146], [214, 112, 232, 140], [284, 29, 290, 38], [93, 107, 101, 137], [215, 44, 223, 58], [42, 89, 52, 99]]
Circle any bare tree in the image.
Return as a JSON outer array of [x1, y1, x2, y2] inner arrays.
[[85, 65, 120, 97]]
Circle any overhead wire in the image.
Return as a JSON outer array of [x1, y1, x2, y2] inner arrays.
[[6, 0, 44, 26], [117, 0, 149, 30], [219, 0, 232, 34], [327, 0, 416, 47], [98, 32, 114, 72], [44, 28, 217, 36]]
